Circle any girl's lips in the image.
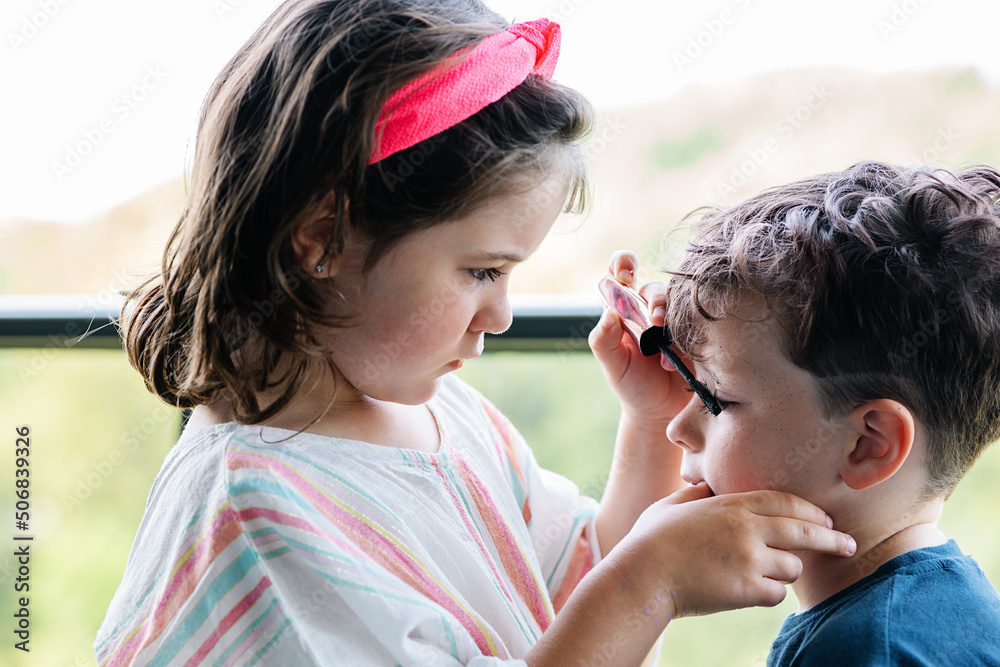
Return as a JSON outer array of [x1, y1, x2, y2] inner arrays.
[[448, 352, 481, 370]]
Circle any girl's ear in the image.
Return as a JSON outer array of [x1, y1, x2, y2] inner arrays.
[[839, 399, 917, 491], [291, 192, 339, 277]]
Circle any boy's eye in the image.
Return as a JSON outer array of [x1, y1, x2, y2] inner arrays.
[[697, 399, 730, 415], [469, 268, 504, 282], [685, 386, 733, 414]]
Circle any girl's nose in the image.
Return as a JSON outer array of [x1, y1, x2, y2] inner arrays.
[[666, 397, 704, 452], [471, 292, 513, 335]]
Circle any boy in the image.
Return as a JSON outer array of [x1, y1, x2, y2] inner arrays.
[[663, 161, 1000, 664]]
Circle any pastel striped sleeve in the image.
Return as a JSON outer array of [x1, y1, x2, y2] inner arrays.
[[93, 486, 312, 666], [478, 399, 601, 613]]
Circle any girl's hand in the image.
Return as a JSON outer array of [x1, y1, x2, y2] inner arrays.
[[589, 250, 691, 424], [525, 485, 856, 667], [613, 484, 857, 618]]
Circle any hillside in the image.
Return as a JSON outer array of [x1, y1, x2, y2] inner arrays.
[[3, 67, 998, 295]]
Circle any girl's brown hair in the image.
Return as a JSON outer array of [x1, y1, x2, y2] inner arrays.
[[123, 0, 593, 423]]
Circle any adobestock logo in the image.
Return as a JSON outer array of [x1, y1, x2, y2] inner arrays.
[[7, 0, 73, 53], [877, 0, 931, 40], [911, 126, 959, 166], [212, 0, 252, 20], [711, 83, 834, 200], [672, 0, 754, 74], [50, 65, 169, 181]]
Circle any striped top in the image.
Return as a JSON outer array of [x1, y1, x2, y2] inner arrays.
[[96, 375, 601, 666]]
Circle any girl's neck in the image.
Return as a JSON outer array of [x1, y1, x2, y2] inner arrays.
[[189, 382, 442, 453], [270, 396, 442, 453]]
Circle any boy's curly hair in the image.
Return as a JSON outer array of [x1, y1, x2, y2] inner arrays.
[[667, 161, 1000, 498]]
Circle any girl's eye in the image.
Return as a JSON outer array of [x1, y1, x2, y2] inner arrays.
[[469, 268, 504, 282]]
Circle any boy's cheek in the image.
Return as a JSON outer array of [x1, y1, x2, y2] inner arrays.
[[709, 468, 777, 496], [784, 448, 806, 472], [765, 467, 794, 491], [719, 458, 802, 495]]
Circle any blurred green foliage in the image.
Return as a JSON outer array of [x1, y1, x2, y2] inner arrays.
[[1, 348, 997, 667], [650, 126, 726, 172], [0, 349, 181, 667], [945, 69, 984, 95]]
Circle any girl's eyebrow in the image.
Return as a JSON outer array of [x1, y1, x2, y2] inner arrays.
[[469, 251, 526, 264]]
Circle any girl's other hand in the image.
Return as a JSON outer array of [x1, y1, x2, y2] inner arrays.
[[613, 484, 857, 618], [525, 485, 856, 667], [589, 250, 691, 423]]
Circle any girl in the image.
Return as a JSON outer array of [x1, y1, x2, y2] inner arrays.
[[98, 1, 855, 664]]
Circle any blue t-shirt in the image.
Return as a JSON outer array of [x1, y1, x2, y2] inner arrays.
[[768, 540, 1000, 666]]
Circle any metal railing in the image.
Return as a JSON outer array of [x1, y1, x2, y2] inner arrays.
[[0, 294, 603, 352]]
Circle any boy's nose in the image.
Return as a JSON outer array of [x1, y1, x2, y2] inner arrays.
[[666, 399, 703, 452]]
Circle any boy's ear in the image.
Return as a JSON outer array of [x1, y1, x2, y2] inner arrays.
[[840, 399, 917, 491], [291, 192, 339, 277]]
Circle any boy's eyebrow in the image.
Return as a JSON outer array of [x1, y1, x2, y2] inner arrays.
[[691, 358, 723, 387]]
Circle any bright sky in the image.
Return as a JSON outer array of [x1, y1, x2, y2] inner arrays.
[[2, 0, 998, 224]]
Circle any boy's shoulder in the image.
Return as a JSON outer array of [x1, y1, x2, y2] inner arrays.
[[768, 540, 1000, 667]]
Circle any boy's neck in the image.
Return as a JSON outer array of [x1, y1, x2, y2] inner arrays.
[[792, 501, 946, 611]]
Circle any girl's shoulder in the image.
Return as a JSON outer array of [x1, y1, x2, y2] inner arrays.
[[145, 421, 241, 506], [146, 420, 311, 508]]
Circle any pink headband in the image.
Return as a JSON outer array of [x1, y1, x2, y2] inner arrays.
[[369, 18, 561, 165]]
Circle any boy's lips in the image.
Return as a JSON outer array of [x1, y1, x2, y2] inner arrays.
[[681, 468, 712, 491], [680, 462, 702, 486], [682, 475, 715, 495]]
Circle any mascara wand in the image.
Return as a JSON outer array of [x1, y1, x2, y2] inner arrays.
[[639, 326, 721, 416], [598, 274, 722, 416]]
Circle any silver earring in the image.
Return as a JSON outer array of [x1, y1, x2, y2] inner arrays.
[[315, 264, 325, 273]]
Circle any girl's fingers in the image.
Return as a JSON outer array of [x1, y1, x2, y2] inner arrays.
[[662, 482, 714, 505], [751, 577, 792, 609], [606, 251, 669, 327], [745, 490, 831, 527], [744, 491, 856, 557], [608, 250, 639, 286], [763, 517, 857, 558], [761, 548, 804, 586], [588, 309, 624, 357], [638, 281, 668, 326]]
